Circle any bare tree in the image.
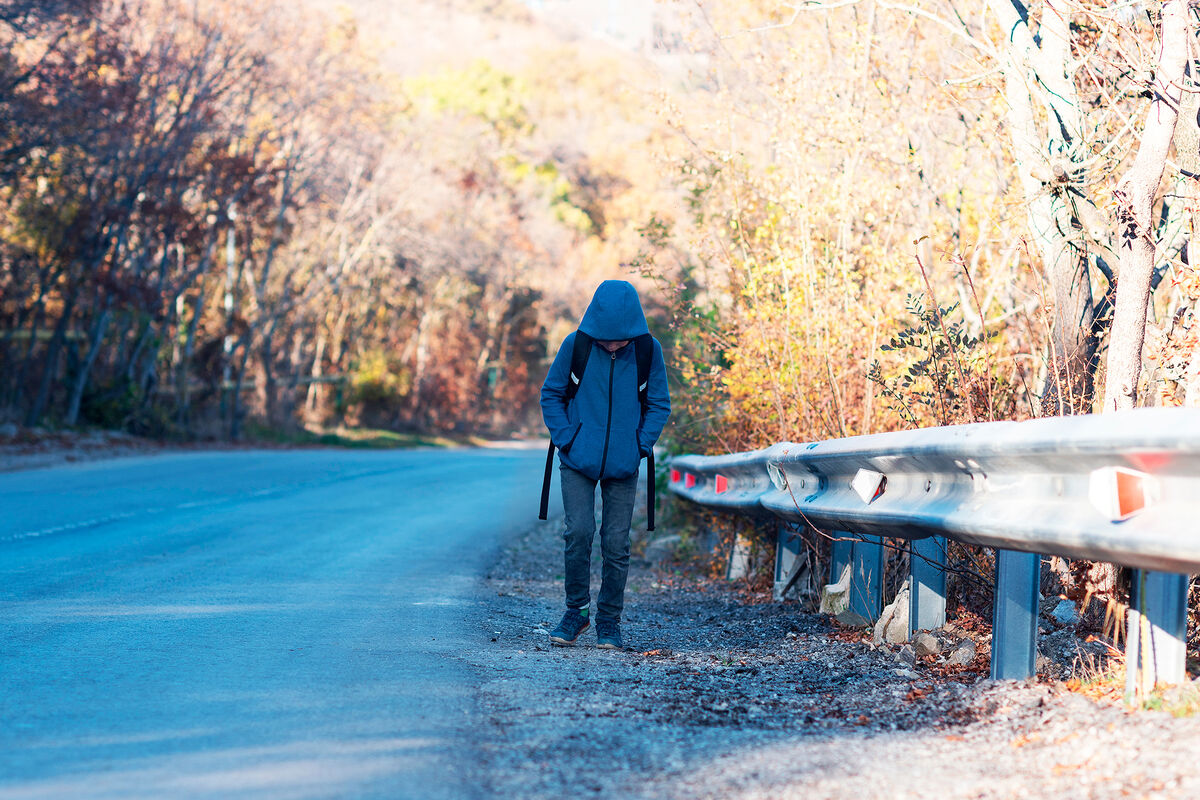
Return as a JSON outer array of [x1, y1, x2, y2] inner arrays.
[[1103, 0, 1193, 412]]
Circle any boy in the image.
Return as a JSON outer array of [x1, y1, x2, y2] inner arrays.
[[539, 280, 670, 649]]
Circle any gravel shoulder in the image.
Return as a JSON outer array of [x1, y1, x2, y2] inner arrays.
[[472, 515, 1200, 799]]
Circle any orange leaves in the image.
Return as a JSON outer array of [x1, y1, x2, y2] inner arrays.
[[1170, 264, 1200, 302], [903, 684, 931, 703]]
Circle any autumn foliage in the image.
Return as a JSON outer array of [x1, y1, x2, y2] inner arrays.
[[3, 0, 1199, 458]]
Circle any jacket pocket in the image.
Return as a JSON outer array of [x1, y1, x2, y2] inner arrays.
[[604, 426, 641, 480], [561, 423, 604, 479], [559, 422, 582, 454]]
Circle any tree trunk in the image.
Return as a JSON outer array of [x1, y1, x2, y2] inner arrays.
[[1039, 245, 1098, 416], [1103, 0, 1190, 412], [305, 330, 327, 419], [178, 291, 204, 432], [9, 264, 58, 412], [411, 303, 432, 413], [260, 319, 278, 426], [25, 278, 78, 427], [990, 0, 1103, 415], [64, 304, 111, 426]]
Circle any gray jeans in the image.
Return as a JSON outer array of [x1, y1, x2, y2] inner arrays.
[[560, 464, 637, 622]]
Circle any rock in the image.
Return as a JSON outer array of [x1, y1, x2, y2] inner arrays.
[[872, 610, 891, 644], [0, 422, 17, 439], [913, 632, 940, 657], [1051, 598, 1081, 626], [894, 667, 919, 679], [897, 644, 916, 666], [885, 585, 910, 643], [820, 564, 852, 616], [642, 535, 681, 565], [948, 638, 976, 666], [872, 579, 910, 645], [836, 610, 870, 628]]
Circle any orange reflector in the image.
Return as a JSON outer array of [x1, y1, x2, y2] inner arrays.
[[670, 469, 681, 483], [715, 475, 728, 494], [685, 473, 696, 489], [1089, 466, 1157, 521]]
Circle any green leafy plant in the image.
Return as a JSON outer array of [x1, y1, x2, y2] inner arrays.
[[868, 292, 1013, 428]]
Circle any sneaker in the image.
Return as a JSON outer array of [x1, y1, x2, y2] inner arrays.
[[549, 608, 589, 646], [595, 619, 622, 650]]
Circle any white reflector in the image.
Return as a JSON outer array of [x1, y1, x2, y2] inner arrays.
[[851, 468, 886, 504]]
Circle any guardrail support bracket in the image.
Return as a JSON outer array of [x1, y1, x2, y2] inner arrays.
[[774, 523, 805, 600], [909, 536, 947, 633], [830, 538, 852, 585], [991, 549, 1040, 680]]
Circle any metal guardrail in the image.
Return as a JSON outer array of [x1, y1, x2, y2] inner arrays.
[[668, 408, 1200, 685]]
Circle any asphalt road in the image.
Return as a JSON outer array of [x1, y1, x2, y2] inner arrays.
[[0, 446, 549, 799]]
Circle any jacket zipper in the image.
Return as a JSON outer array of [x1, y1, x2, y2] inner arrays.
[[597, 350, 615, 476]]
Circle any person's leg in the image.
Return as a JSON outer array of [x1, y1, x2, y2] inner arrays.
[[596, 471, 638, 624], [560, 464, 597, 612]]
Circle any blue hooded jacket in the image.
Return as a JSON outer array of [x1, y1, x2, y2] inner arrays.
[[540, 281, 671, 481]]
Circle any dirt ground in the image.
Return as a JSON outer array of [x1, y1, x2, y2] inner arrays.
[[472, 514, 1200, 800], [0, 427, 187, 472]]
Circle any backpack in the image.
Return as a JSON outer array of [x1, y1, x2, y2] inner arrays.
[[539, 331, 657, 530]]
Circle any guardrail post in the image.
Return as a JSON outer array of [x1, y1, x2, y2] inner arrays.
[[990, 549, 1040, 679], [1129, 570, 1189, 686], [909, 536, 947, 633], [849, 534, 884, 622]]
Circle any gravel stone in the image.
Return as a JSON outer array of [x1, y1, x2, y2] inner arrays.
[[1052, 599, 1081, 626]]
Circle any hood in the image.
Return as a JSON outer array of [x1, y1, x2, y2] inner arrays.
[[578, 280, 649, 341]]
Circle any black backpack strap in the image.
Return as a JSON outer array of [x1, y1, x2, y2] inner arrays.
[[646, 449, 655, 531], [538, 439, 555, 520], [564, 331, 593, 402], [633, 333, 655, 531], [541, 331, 593, 520], [634, 333, 652, 408]]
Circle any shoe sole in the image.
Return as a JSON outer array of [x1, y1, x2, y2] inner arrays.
[[549, 622, 589, 646], [595, 641, 621, 650]]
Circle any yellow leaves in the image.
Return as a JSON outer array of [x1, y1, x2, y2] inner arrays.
[[404, 60, 533, 142]]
